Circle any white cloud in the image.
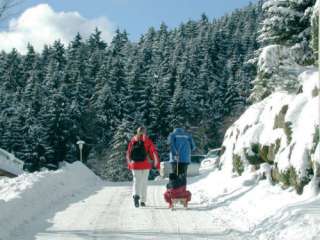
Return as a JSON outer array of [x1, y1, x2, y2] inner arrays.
[[0, 4, 114, 53]]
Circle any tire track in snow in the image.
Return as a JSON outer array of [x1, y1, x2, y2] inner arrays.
[[250, 196, 320, 239]]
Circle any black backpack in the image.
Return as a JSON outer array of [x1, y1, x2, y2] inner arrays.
[[131, 140, 147, 162]]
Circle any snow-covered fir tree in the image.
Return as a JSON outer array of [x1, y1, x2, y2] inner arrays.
[[104, 119, 133, 181], [250, 0, 316, 102]]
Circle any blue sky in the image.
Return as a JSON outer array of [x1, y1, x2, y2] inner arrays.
[[19, 0, 258, 41]]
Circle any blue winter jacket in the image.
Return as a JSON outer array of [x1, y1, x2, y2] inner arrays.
[[168, 128, 196, 164]]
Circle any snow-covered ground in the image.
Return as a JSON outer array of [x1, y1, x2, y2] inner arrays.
[[190, 169, 320, 240], [0, 162, 102, 240], [0, 161, 319, 240]]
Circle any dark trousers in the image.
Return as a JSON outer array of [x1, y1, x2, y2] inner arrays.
[[171, 162, 188, 183]]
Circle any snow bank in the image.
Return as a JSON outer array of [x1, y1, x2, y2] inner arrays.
[[220, 69, 319, 193], [0, 148, 24, 176], [190, 167, 320, 240], [0, 162, 101, 240]]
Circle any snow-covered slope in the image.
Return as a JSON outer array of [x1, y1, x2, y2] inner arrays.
[[0, 162, 101, 240], [189, 69, 320, 238], [220, 69, 319, 194], [0, 148, 24, 176], [189, 167, 320, 240]]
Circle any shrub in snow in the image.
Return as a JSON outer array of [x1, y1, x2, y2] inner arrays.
[[241, 142, 282, 173], [220, 70, 319, 194], [232, 154, 245, 176], [271, 165, 312, 194], [245, 143, 265, 166]]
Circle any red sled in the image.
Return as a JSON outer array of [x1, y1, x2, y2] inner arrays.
[[164, 185, 191, 209]]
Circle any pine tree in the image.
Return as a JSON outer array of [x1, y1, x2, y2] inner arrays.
[[87, 28, 107, 51], [39, 45, 51, 76], [1, 106, 26, 159], [259, 0, 315, 46], [149, 60, 171, 136], [50, 40, 66, 70], [105, 119, 133, 181], [93, 79, 117, 150], [63, 33, 86, 100], [125, 51, 148, 123], [22, 44, 38, 86], [2, 48, 23, 92], [85, 30, 106, 99], [170, 77, 188, 127], [108, 30, 129, 121], [22, 61, 44, 160], [44, 40, 66, 93]]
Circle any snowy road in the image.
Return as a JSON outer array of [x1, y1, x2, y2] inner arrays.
[[28, 180, 237, 240], [3, 163, 320, 240]]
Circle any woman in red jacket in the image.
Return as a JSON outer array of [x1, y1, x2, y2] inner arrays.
[[126, 127, 160, 207]]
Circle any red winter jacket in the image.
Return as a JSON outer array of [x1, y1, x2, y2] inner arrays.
[[126, 134, 160, 170]]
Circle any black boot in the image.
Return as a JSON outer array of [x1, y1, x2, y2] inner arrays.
[[140, 202, 146, 207], [133, 195, 140, 208]]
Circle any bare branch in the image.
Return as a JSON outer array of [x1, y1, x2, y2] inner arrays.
[[0, 0, 23, 22]]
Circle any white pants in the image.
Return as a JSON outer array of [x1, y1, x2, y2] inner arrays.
[[132, 169, 149, 202]]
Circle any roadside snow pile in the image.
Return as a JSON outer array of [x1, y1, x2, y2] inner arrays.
[[0, 162, 101, 240], [0, 148, 24, 176], [220, 69, 319, 194]]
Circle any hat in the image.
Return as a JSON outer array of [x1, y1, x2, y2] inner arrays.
[[136, 126, 146, 136]]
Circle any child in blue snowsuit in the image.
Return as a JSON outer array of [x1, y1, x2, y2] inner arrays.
[[168, 127, 196, 183]]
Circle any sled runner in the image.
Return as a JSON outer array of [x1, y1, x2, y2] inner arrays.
[[171, 197, 188, 210]]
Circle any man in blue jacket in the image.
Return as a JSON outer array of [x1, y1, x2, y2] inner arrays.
[[168, 127, 196, 183]]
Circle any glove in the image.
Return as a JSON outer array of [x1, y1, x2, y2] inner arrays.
[[127, 160, 132, 169]]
